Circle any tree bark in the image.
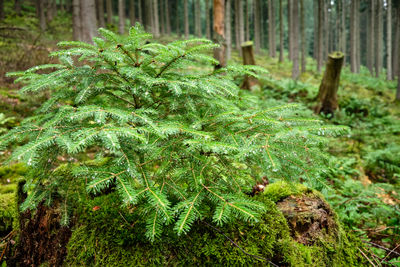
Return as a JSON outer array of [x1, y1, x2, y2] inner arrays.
[[72, 0, 81, 40], [278, 0, 283, 62], [80, 0, 97, 43], [213, 0, 226, 68], [393, 5, 400, 83], [312, 0, 318, 60], [340, 0, 346, 60], [350, 0, 357, 73], [38, 0, 47, 31], [300, 0, 306, 73], [241, 43, 260, 90], [245, 0, 249, 41], [97, 0, 105, 28], [375, 0, 382, 77], [315, 52, 344, 115], [160, 0, 165, 34], [291, 0, 299, 79], [0, 0, 4, 21], [129, 0, 135, 26], [195, 0, 201, 37], [184, 0, 189, 38], [268, 0, 276, 58], [387, 0, 392, 80], [317, 0, 323, 72], [396, 35, 400, 101], [225, 0, 231, 60], [165, 0, 171, 34], [106, 0, 113, 25], [118, 0, 125, 34], [153, 0, 160, 37], [288, 0, 292, 61], [206, 0, 211, 39], [254, 0, 261, 53], [238, 0, 244, 48], [138, 0, 142, 24]]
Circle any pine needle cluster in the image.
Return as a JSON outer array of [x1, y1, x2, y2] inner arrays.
[[1, 25, 347, 241]]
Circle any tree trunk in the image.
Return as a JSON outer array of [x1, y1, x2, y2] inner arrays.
[[300, 0, 306, 73], [165, 0, 171, 34], [268, 0, 276, 58], [291, 0, 299, 79], [213, 0, 226, 68], [206, 0, 211, 39], [350, 0, 357, 73], [118, 0, 125, 34], [254, 0, 261, 53], [317, 0, 323, 72], [375, 0, 382, 77], [80, 0, 97, 43], [0, 0, 4, 21], [238, 0, 244, 47], [288, 0, 292, 61], [15, 0, 22, 15], [245, 0, 249, 41], [145, 0, 153, 33], [72, 0, 81, 40], [387, 0, 392, 80], [97, 0, 105, 28], [175, 0, 181, 36], [278, 0, 283, 62], [241, 43, 260, 90], [129, 0, 135, 26], [225, 0, 231, 60], [195, 0, 201, 37], [184, 0, 189, 38], [355, 0, 360, 73], [396, 36, 400, 101], [160, 0, 165, 34], [393, 5, 399, 82], [138, 0, 142, 24], [38, 0, 47, 31], [315, 52, 344, 115], [106, 0, 112, 25], [368, 0, 375, 74], [312, 0, 317, 60]]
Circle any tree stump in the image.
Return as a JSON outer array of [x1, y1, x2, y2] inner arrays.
[[241, 42, 260, 90], [315, 51, 344, 115]]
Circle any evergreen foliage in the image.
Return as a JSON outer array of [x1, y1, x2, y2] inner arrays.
[[1, 25, 347, 240]]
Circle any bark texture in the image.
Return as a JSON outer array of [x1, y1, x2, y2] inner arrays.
[[106, 0, 113, 25], [268, 0, 276, 58], [72, 0, 81, 40], [80, 0, 98, 43], [195, 0, 201, 37], [118, 0, 125, 34], [129, 0, 135, 26], [291, 0, 299, 79], [206, 0, 211, 39], [225, 0, 231, 60], [300, 0, 306, 73], [278, 0, 283, 62], [213, 0, 226, 68], [315, 52, 344, 115], [317, 0, 324, 72], [375, 0, 383, 77], [184, 0, 189, 38], [254, 0, 261, 53], [97, 0, 105, 28], [152, 0, 160, 37], [387, 0, 392, 80]]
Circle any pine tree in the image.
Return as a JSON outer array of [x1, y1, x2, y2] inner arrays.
[[3, 25, 346, 241]]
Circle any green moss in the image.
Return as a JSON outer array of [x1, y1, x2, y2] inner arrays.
[[65, 187, 367, 266], [0, 163, 28, 183], [0, 192, 16, 234], [262, 181, 308, 202]]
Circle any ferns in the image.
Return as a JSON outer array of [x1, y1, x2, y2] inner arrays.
[[1, 25, 347, 241]]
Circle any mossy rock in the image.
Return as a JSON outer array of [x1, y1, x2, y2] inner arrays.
[[64, 182, 367, 267]]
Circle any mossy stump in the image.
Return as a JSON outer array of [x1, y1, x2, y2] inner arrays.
[[315, 51, 344, 116]]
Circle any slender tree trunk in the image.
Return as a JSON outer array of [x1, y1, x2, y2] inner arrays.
[[106, 0, 113, 25], [375, 0, 382, 77], [278, 0, 283, 62], [355, 0, 360, 73], [254, 0, 261, 53], [341, 0, 346, 60], [396, 28, 400, 101], [153, 0, 160, 37], [165, 0, 171, 34], [387, 0, 392, 80], [0, 0, 4, 21], [260, 1, 264, 48], [145, 0, 153, 32], [245, 0, 249, 41], [315, 52, 344, 115], [268, 0, 276, 58], [368, 0, 375, 74], [300, 0, 306, 73], [317, 0, 323, 72], [97, 0, 105, 28], [291, 0, 299, 79], [195, 0, 201, 36], [238, 0, 244, 47], [118, 0, 125, 34], [235, 0, 240, 50], [288, 0, 292, 60], [138, 0, 142, 24], [206, 0, 211, 39], [160, 0, 165, 34], [80, 0, 97, 43], [241, 44, 260, 90], [129, 0, 135, 26], [313, 0, 318, 60], [393, 5, 399, 82], [225, 0, 231, 60], [72, 0, 81, 40], [38, 0, 46, 31], [184, 0, 189, 38], [176, 0, 181, 36], [213, 0, 226, 68], [15, 0, 22, 15], [350, 0, 357, 73]]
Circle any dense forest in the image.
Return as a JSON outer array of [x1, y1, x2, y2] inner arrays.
[[0, 0, 399, 266]]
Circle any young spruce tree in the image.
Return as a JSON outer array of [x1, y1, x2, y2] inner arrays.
[[1, 25, 346, 241]]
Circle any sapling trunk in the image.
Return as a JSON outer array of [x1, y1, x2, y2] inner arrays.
[[241, 42, 260, 90], [315, 51, 344, 115]]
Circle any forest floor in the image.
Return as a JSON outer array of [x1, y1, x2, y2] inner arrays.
[[1, 8, 400, 266]]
